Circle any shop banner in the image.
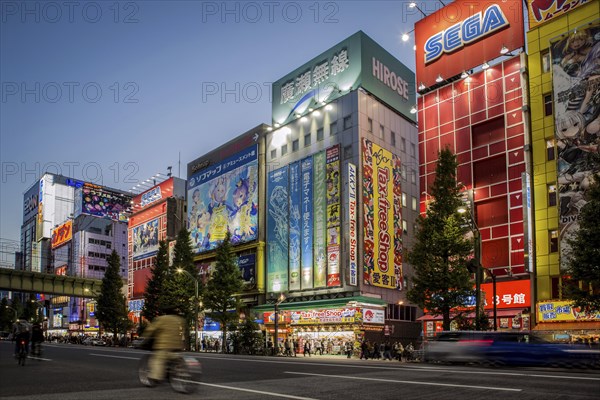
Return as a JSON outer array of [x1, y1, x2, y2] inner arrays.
[[267, 167, 290, 293], [348, 163, 358, 286], [288, 308, 360, 325], [75, 183, 131, 222], [289, 162, 302, 291], [550, 21, 600, 270], [187, 145, 258, 252], [537, 300, 600, 322], [301, 156, 314, 289], [362, 139, 400, 289], [313, 151, 327, 288], [132, 218, 159, 261], [528, 0, 591, 30], [326, 145, 341, 287], [238, 253, 257, 289], [392, 155, 403, 289], [362, 308, 385, 324]]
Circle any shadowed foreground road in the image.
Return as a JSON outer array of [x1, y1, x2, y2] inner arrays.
[[1, 341, 599, 399]]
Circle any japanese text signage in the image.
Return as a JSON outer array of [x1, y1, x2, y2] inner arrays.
[[415, 0, 524, 88], [348, 163, 358, 286], [481, 279, 530, 310], [528, 0, 591, 30], [51, 220, 72, 249], [537, 300, 600, 322]]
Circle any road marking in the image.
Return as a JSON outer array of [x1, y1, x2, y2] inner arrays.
[[192, 381, 317, 399], [28, 356, 52, 361], [89, 353, 140, 360], [285, 371, 522, 392]]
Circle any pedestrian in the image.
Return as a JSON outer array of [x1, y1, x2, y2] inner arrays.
[[293, 339, 298, 357], [345, 341, 353, 358], [360, 340, 368, 360], [303, 341, 311, 357], [383, 341, 392, 360], [284, 339, 291, 356], [315, 340, 322, 355], [397, 342, 404, 362], [267, 339, 274, 356]]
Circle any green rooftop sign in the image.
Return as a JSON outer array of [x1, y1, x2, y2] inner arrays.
[[272, 31, 416, 125]]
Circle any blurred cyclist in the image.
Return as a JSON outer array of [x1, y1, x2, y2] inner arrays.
[[31, 322, 44, 356], [143, 306, 185, 383], [12, 318, 31, 357]]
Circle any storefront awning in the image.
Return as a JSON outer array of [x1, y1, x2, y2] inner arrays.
[[252, 295, 386, 312]]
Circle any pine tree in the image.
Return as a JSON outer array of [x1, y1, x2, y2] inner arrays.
[[203, 232, 243, 353], [406, 148, 475, 331], [564, 160, 600, 313], [141, 240, 170, 322], [96, 250, 129, 340]]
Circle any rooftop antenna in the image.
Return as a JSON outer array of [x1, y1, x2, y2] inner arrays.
[[167, 166, 172, 177], [178, 152, 181, 178]]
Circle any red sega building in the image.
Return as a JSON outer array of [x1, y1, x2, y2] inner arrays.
[[414, 0, 533, 334], [127, 177, 186, 325]]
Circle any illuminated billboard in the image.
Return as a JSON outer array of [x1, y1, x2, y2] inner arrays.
[[551, 20, 600, 270], [528, 0, 591, 30], [267, 166, 289, 293], [326, 145, 341, 287], [132, 218, 160, 261], [362, 139, 403, 290], [75, 183, 131, 222], [51, 220, 72, 249], [187, 145, 258, 253], [415, 0, 524, 88]]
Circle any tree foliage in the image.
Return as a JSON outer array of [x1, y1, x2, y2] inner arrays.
[[96, 250, 129, 339], [564, 159, 600, 313], [406, 148, 475, 331], [141, 240, 170, 322], [203, 232, 243, 353]]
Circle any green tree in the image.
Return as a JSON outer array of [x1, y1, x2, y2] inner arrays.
[[96, 250, 129, 341], [563, 159, 600, 313], [162, 228, 197, 348], [203, 232, 243, 353], [142, 240, 170, 322], [406, 148, 475, 331], [0, 297, 13, 331]]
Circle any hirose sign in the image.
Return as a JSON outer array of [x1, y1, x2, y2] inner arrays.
[[415, 0, 524, 88]]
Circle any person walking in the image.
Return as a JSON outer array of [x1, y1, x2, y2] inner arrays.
[[303, 341, 311, 357], [315, 340, 322, 355], [345, 341, 353, 358], [360, 340, 368, 360], [383, 341, 393, 360]]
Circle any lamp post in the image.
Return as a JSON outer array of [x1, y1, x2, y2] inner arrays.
[[176, 268, 200, 352], [458, 199, 483, 331], [273, 293, 286, 356]]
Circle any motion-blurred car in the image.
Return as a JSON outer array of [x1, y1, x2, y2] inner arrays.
[[425, 331, 600, 368], [83, 337, 106, 346]]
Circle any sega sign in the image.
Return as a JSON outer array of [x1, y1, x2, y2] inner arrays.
[[415, 0, 524, 88], [424, 4, 509, 64]]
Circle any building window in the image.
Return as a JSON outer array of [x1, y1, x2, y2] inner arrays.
[[317, 127, 324, 141], [410, 169, 416, 184], [343, 115, 352, 129], [541, 49, 551, 73], [330, 121, 338, 136], [411, 143, 416, 157], [367, 118, 373, 132], [412, 196, 417, 211], [551, 276, 560, 299], [546, 139, 555, 161], [281, 144, 288, 156], [402, 193, 407, 207], [544, 93, 553, 116], [549, 230, 559, 253], [380, 124, 385, 139], [402, 219, 408, 234], [304, 132, 311, 147], [548, 184, 557, 207], [344, 145, 353, 158], [401, 165, 407, 180], [401, 137, 406, 152], [292, 139, 299, 152], [391, 131, 396, 146], [271, 149, 277, 159]]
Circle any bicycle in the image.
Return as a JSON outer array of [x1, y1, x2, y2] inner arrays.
[[16, 338, 28, 366], [138, 352, 202, 394]]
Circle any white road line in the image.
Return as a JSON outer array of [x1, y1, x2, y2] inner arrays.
[[193, 381, 318, 399], [27, 356, 52, 361], [284, 371, 522, 392], [89, 353, 140, 360]]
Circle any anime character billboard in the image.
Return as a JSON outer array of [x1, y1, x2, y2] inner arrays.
[[550, 21, 600, 270], [76, 184, 131, 222], [187, 145, 258, 253], [132, 218, 159, 261], [267, 166, 290, 293]]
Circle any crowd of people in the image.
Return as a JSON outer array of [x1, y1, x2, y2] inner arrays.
[[359, 340, 419, 361]]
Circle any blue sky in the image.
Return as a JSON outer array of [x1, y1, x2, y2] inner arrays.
[[0, 1, 442, 244]]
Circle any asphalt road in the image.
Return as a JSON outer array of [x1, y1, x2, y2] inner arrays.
[[1, 341, 599, 399]]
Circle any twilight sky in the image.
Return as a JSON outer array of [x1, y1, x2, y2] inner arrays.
[[0, 1, 443, 246]]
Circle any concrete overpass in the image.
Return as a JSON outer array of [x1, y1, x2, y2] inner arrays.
[[0, 268, 102, 297]]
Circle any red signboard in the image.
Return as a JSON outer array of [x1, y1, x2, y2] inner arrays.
[[51, 220, 72, 249], [132, 178, 175, 210], [481, 279, 530, 310], [415, 0, 524, 88]]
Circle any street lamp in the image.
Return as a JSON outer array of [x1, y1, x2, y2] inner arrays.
[[458, 200, 483, 331], [484, 270, 498, 331], [273, 293, 286, 356], [176, 268, 200, 352]]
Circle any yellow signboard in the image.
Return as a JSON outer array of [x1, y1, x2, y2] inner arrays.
[[527, 0, 591, 30], [537, 300, 600, 322]]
